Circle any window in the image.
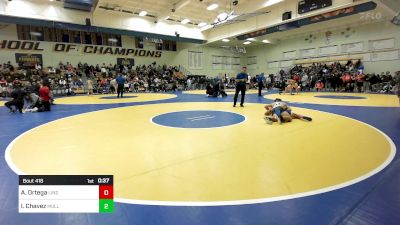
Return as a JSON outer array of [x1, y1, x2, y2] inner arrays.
[[44, 27, 57, 42], [16, 25, 122, 46], [55, 29, 64, 42], [188, 51, 203, 69], [16, 25, 31, 40], [30, 26, 44, 41], [156, 43, 163, 50], [135, 37, 144, 49], [212, 56, 240, 70], [172, 41, 177, 51], [95, 33, 103, 45], [103, 34, 121, 47], [115, 35, 122, 47], [61, 31, 70, 43], [83, 32, 92, 44], [247, 56, 257, 70], [161, 40, 177, 51], [71, 31, 81, 44], [164, 41, 169, 50], [103, 33, 110, 46]]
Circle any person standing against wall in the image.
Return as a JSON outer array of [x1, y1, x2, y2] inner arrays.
[[257, 73, 265, 96], [87, 78, 94, 95], [233, 67, 248, 107], [116, 73, 126, 98]]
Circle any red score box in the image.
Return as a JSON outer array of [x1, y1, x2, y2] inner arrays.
[[99, 185, 114, 199]]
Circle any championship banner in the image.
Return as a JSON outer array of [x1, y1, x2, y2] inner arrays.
[[15, 53, 43, 66], [1, 40, 162, 58], [117, 58, 135, 66]]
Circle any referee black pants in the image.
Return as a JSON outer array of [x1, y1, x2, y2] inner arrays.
[[258, 82, 263, 96], [234, 84, 246, 106], [117, 84, 124, 98]]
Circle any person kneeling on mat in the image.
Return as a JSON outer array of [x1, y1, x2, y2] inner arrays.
[[5, 81, 26, 113], [22, 92, 42, 113], [264, 98, 312, 124], [206, 80, 227, 98], [38, 82, 51, 112]]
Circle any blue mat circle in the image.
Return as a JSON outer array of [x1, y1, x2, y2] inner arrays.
[[152, 110, 246, 128]]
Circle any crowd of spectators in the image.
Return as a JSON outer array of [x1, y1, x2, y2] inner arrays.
[[0, 61, 206, 113], [83, 62, 210, 93], [1, 59, 399, 102], [0, 61, 211, 98], [272, 60, 399, 94]]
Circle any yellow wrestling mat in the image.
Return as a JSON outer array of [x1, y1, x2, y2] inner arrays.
[[183, 89, 267, 95], [7, 102, 394, 204], [265, 92, 399, 107], [55, 93, 177, 105]]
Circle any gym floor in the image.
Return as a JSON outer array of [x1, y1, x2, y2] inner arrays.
[[0, 91, 399, 225]]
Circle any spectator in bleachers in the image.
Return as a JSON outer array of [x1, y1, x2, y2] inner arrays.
[[0, 77, 7, 97], [301, 73, 310, 91], [355, 72, 366, 93], [315, 80, 324, 92], [186, 77, 192, 90], [110, 77, 117, 94]]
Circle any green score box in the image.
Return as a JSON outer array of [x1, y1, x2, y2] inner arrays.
[[99, 199, 114, 213]]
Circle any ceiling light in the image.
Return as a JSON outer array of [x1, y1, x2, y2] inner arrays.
[[198, 22, 207, 27], [262, 39, 270, 43], [246, 38, 255, 41], [243, 41, 251, 45], [217, 12, 228, 20], [222, 39, 230, 42], [49, 0, 54, 2], [30, 32, 42, 36], [207, 3, 218, 11], [108, 38, 118, 43], [181, 19, 190, 24], [264, 0, 284, 7], [139, 11, 147, 16], [200, 24, 213, 31]]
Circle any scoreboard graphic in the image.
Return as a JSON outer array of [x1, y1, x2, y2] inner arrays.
[[298, 0, 332, 14], [19, 175, 113, 213]]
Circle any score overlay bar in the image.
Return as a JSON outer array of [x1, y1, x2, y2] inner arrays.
[[19, 175, 113, 213]]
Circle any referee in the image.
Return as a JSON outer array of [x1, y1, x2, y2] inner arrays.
[[116, 73, 126, 98], [233, 67, 248, 107]]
